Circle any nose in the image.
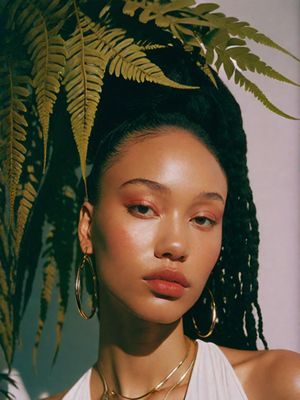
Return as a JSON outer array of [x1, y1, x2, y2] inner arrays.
[[154, 215, 189, 262]]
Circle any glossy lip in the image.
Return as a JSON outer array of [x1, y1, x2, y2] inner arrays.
[[143, 269, 190, 288]]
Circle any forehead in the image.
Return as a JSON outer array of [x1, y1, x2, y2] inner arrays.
[[101, 127, 227, 198]]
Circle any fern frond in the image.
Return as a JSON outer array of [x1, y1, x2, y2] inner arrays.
[[137, 40, 169, 51], [52, 301, 65, 365], [199, 63, 218, 88], [123, 0, 195, 22], [51, 184, 78, 363], [234, 70, 298, 120], [224, 47, 300, 87], [63, 7, 108, 191], [122, 0, 148, 18], [0, 262, 9, 298], [0, 56, 31, 224], [0, 289, 13, 365], [190, 3, 220, 15], [15, 182, 38, 257], [201, 13, 300, 62], [0, 319, 13, 367], [33, 252, 56, 367], [89, 23, 199, 89], [17, 0, 67, 172], [0, 296, 12, 344]]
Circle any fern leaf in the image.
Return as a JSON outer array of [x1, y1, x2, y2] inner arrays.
[[52, 300, 65, 365], [135, 0, 196, 24], [89, 24, 198, 89], [51, 184, 78, 363], [225, 47, 300, 87], [191, 3, 220, 15], [234, 70, 298, 120], [15, 182, 38, 256], [122, 1, 149, 19], [33, 254, 56, 367], [0, 296, 12, 343], [0, 56, 31, 224], [137, 41, 168, 50], [201, 13, 300, 62], [0, 318, 13, 367], [0, 261, 9, 298], [17, 1, 66, 172], [0, 290, 13, 366], [63, 8, 107, 192], [199, 63, 218, 88]]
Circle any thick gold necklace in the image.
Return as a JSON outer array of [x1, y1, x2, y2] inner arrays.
[[96, 339, 193, 400]]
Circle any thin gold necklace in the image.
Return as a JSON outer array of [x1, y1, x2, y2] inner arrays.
[[96, 338, 193, 400], [162, 341, 197, 400]]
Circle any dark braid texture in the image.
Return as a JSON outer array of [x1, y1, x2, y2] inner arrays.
[[85, 46, 268, 350]]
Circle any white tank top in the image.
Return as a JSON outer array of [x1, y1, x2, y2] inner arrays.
[[62, 340, 248, 399]]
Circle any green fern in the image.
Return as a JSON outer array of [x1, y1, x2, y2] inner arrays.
[[211, 45, 299, 87], [0, 296, 12, 348], [137, 39, 168, 50], [52, 184, 78, 363], [0, 263, 13, 365], [63, 6, 108, 193], [234, 70, 298, 120], [199, 63, 218, 88], [17, 0, 68, 172], [199, 12, 300, 62], [90, 23, 199, 88], [0, 57, 31, 225], [15, 181, 38, 256], [0, 319, 12, 367], [33, 249, 56, 367], [123, 0, 195, 22], [52, 296, 69, 365]]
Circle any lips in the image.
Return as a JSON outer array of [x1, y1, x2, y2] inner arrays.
[[143, 269, 190, 298]]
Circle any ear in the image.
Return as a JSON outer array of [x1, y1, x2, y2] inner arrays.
[[78, 201, 94, 255]]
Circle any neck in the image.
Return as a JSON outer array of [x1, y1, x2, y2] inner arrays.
[[95, 299, 193, 398]]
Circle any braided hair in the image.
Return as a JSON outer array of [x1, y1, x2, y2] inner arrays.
[[86, 46, 268, 351]]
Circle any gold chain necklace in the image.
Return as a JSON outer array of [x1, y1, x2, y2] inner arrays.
[[96, 339, 193, 400], [162, 341, 197, 400]]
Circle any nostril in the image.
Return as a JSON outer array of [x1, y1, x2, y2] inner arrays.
[[162, 252, 186, 262]]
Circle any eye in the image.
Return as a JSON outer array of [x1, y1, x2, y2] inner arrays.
[[127, 204, 156, 217], [193, 216, 216, 228]]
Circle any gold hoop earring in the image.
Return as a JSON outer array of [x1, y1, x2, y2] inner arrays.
[[75, 253, 97, 320], [192, 289, 217, 338]]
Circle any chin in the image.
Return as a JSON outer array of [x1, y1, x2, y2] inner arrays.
[[129, 298, 191, 325]]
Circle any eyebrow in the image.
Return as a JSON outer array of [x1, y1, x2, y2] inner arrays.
[[119, 178, 225, 204]]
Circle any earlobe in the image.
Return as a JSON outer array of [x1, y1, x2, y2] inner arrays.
[[78, 201, 94, 254]]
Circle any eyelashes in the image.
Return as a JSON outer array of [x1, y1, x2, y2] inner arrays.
[[127, 204, 156, 217], [126, 203, 217, 228], [193, 216, 216, 227]]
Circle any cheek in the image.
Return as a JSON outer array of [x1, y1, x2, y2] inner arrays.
[[91, 214, 154, 277], [192, 229, 222, 285]]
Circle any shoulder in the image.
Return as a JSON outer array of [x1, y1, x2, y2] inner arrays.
[[218, 346, 300, 399]]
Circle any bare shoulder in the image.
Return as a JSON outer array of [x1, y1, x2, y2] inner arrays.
[[218, 346, 300, 399]]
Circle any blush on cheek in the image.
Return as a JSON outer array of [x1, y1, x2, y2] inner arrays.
[[205, 237, 222, 273], [92, 219, 137, 257]]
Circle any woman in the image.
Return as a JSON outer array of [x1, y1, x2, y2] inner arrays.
[[47, 47, 300, 399]]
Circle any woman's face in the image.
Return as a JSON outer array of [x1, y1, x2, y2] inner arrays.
[[79, 127, 227, 324]]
